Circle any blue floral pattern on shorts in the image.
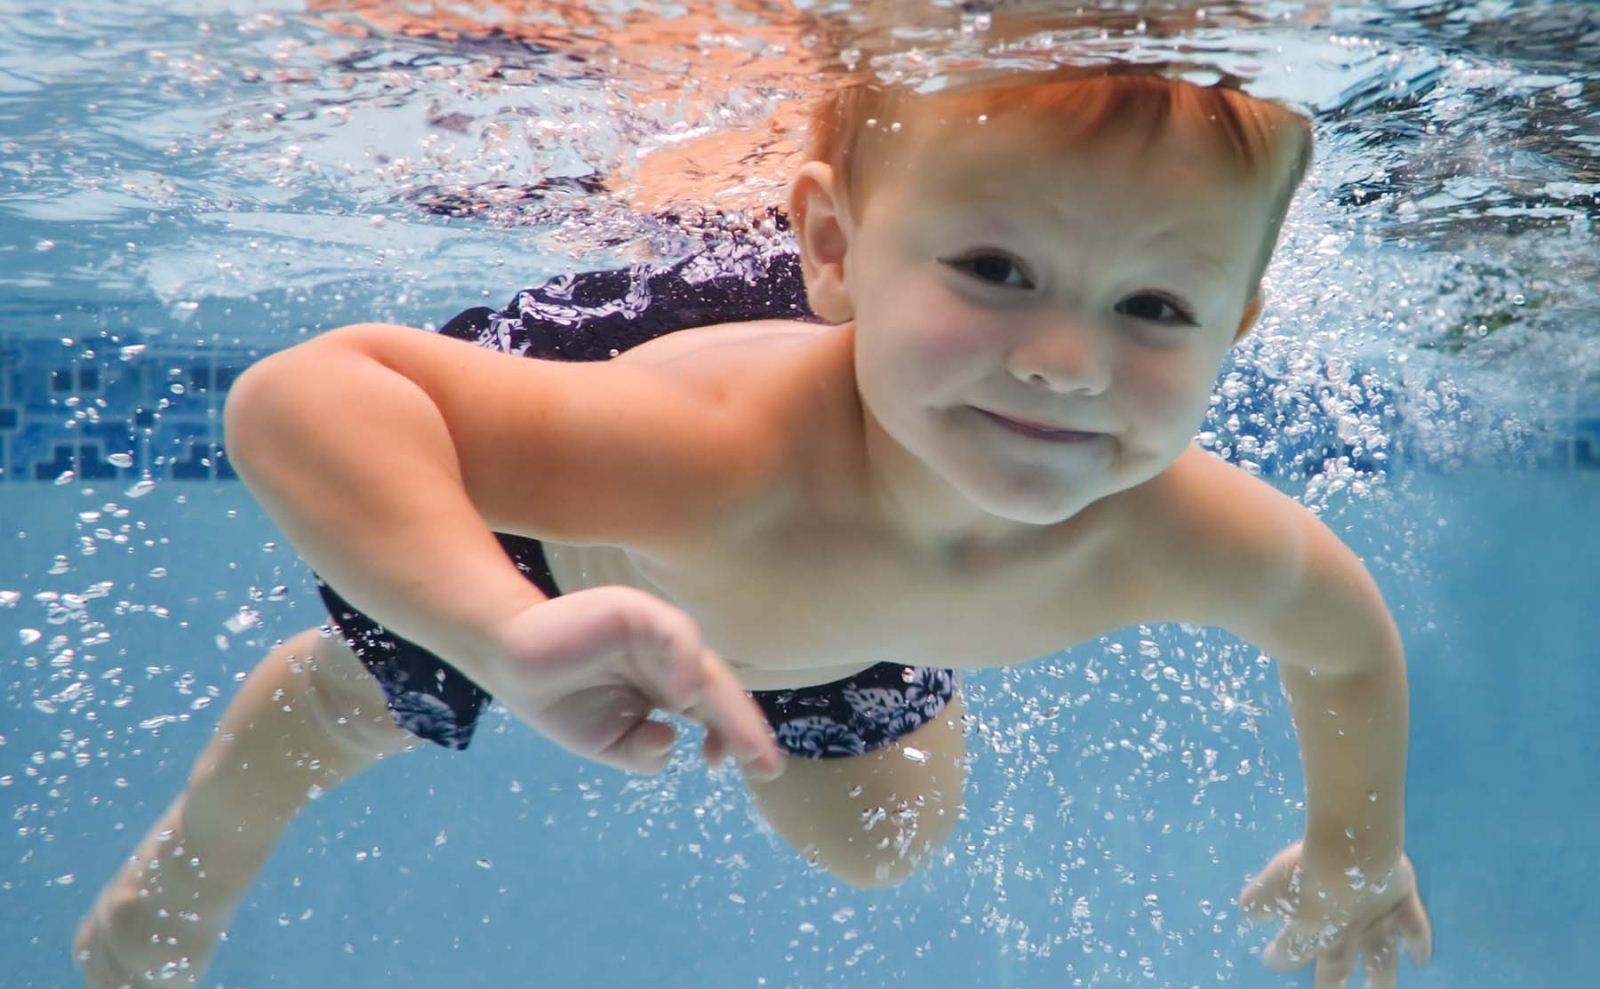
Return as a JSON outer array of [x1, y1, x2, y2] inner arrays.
[[755, 664, 958, 759], [313, 575, 491, 752], [362, 655, 477, 751]]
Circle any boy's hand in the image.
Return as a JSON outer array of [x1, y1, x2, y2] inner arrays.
[[1239, 840, 1433, 988], [486, 586, 785, 779]]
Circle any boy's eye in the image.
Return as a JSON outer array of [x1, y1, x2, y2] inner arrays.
[[942, 251, 1033, 290], [943, 254, 1198, 328], [1116, 292, 1196, 326]]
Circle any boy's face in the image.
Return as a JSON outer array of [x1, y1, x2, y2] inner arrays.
[[796, 108, 1276, 529]]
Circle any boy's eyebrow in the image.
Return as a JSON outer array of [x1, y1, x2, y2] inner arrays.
[[1138, 224, 1236, 275]]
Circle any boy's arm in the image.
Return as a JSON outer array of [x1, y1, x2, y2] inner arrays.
[[223, 322, 778, 687], [1249, 563, 1408, 882], [1152, 457, 1408, 883]]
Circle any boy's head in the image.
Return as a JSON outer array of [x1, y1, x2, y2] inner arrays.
[[785, 65, 1313, 529]]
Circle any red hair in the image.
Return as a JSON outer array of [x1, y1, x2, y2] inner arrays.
[[801, 64, 1314, 294]]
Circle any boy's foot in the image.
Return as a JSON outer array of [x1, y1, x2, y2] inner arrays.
[[73, 801, 244, 988]]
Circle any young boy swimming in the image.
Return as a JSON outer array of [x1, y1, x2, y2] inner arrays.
[[77, 65, 1433, 988]]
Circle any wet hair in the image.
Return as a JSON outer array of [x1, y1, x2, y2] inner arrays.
[[801, 64, 1314, 303]]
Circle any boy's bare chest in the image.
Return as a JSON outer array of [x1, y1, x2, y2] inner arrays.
[[543, 518, 1151, 690], [537, 316, 1182, 689]]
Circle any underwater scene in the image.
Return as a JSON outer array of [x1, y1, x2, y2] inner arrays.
[[2, 1, 1597, 986]]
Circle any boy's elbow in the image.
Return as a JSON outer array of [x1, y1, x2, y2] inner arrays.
[[221, 359, 279, 475], [221, 327, 380, 471], [1255, 520, 1402, 677]]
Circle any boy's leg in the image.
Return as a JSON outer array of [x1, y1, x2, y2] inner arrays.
[[743, 689, 967, 889], [74, 625, 415, 988]]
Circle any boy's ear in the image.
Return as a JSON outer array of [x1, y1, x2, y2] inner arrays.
[[787, 161, 854, 324], [1233, 290, 1264, 343]]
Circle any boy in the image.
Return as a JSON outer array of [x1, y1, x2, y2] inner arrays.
[[77, 65, 1432, 988]]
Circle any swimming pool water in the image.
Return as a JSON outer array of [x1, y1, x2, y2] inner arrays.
[[6, 471, 1597, 985], [3, 1, 1597, 985]]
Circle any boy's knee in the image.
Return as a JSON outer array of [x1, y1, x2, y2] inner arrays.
[[822, 836, 946, 890], [290, 628, 415, 762], [827, 854, 927, 890], [814, 803, 958, 890]]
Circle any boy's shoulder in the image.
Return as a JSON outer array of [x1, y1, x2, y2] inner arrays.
[[611, 316, 834, 379], [1130, 446, 1403, 674], [1123, 445, 1311, 633], [613, 316, 855, 435]]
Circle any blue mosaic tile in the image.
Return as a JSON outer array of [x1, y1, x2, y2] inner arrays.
[[0, 330, 252, 484], [1575, 438, 1597, 469]]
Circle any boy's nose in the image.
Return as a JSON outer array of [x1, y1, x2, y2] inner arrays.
[[1004, 323, 1110, 396]]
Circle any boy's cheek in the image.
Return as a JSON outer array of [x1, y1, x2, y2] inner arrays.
[[903, 317, 998, 373], [862, 317, 993, 398], [861, 272, 999, 368], [1123, 359, 1211, 432]]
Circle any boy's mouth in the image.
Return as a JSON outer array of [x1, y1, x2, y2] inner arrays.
[[971, 407, 1103, 443]]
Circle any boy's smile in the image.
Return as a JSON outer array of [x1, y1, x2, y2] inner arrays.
[[968, 406, 1106, 442], [790, 104, 1278, 559]]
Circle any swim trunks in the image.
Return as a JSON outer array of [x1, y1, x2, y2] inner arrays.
[[311, 222, 957, 758]]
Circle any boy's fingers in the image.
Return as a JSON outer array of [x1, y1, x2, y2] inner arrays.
[[1396, 894, 1433, 965], [1362, 928, 1400, 989], [1238, 879, 1291, 921], [1237, 882, 1270, 921], [703, 725, 727, 765], [621, 608, 708, 714], [74, 908, 145, 989], [1263, 925, 1317, 971], [600, 717, 677, 774], [686, 651, 784, 780], [1311, 935, 1356, 989]]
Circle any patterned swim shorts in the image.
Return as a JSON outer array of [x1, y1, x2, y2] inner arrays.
[[750, 663, 958, 759], [314, 534, 957, 760]]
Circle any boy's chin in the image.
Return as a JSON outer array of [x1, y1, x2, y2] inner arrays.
[[959, 475, 1107, 527]]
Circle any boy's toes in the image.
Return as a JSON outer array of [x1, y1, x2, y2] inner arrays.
[[73, 910, 139, 989]]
